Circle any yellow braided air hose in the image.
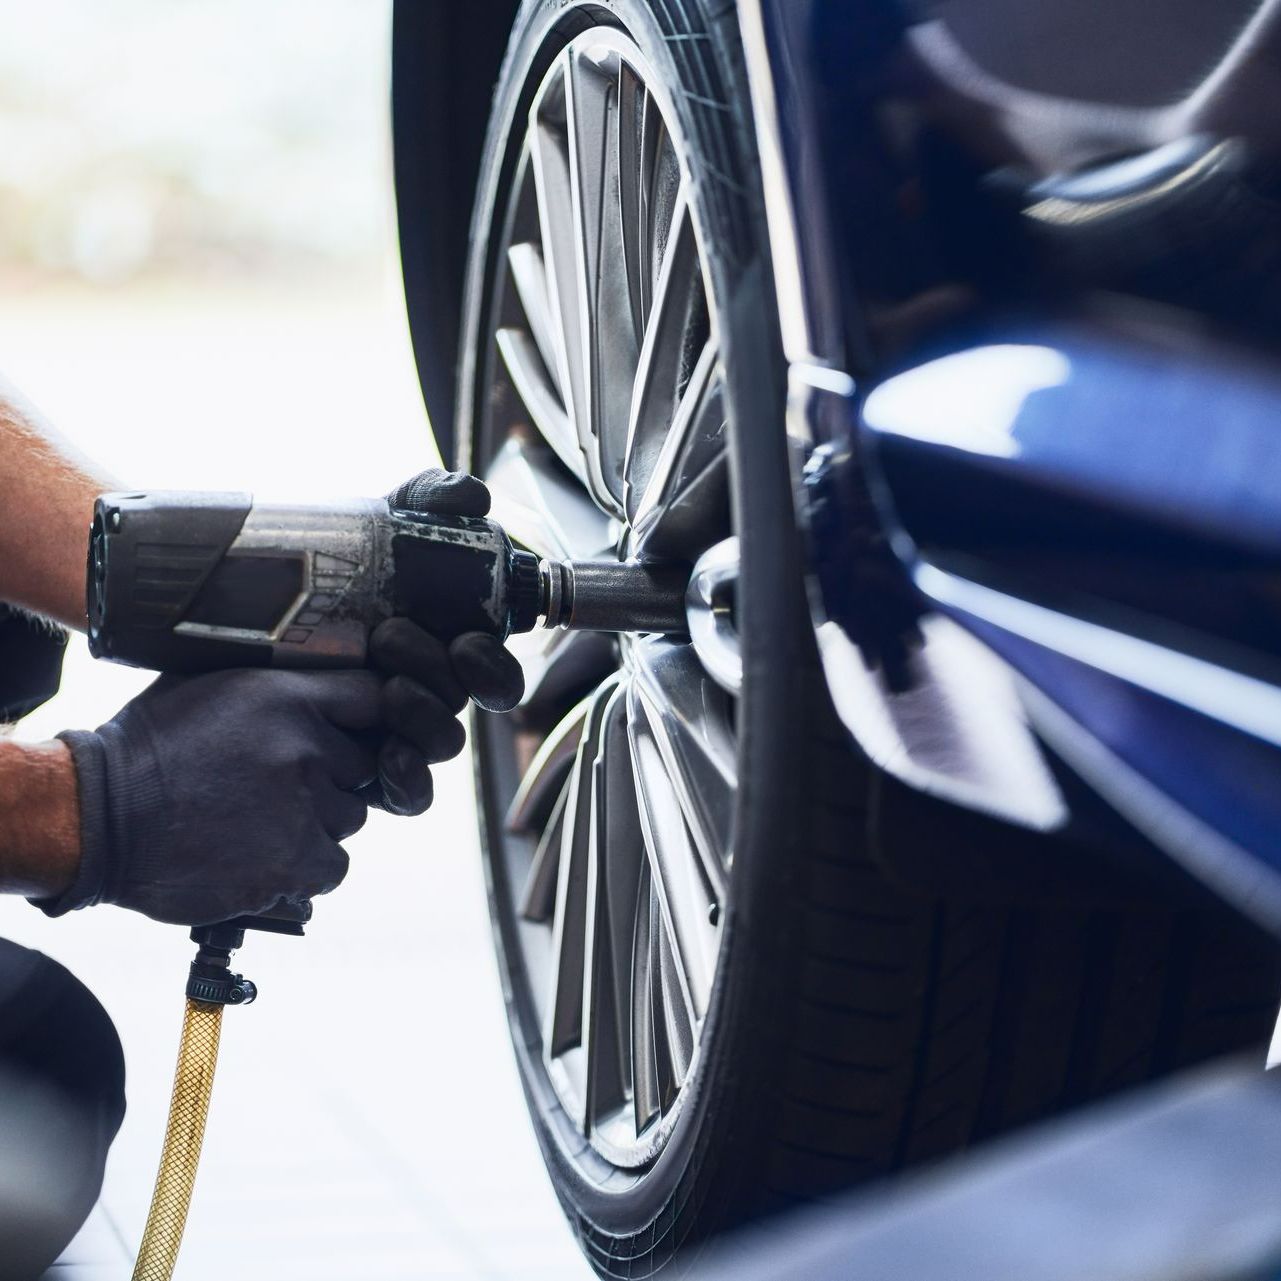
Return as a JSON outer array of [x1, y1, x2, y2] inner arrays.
[[131, 997, 224, 1281]]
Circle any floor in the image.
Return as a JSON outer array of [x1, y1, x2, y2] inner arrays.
[[0, 279, 590, 1280]]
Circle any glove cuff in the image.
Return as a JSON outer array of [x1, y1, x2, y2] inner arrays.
[[29, 730, 110, 916], [94, 712, 169, 903]]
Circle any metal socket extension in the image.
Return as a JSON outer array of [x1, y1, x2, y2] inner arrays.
[[539, 559, 690, 635]]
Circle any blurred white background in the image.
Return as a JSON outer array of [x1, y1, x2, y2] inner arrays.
[[0, 2, 587, 1276]]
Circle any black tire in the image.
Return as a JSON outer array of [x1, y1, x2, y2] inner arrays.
[[450, 2, 1281, 1276]]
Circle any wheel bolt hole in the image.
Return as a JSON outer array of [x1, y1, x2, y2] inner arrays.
[[711, 580, 738, 632]]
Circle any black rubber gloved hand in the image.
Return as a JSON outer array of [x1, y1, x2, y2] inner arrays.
[[41, 669, 387, 926], [36, 469, 528, 925], [384, 466, 523, 713], [365, 468, 526, 816]]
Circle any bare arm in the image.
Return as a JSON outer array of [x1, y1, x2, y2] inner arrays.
[[0, 739, 79, 898], [0, 375, 117, 899], [0, 374, 118, 630]]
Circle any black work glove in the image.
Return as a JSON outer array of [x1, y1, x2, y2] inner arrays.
[[381, 468, 526, 718], [364, 469, 525, 816], [40, 669, 388, 926]]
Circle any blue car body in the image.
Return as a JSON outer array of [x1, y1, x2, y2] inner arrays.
[[739, 0, 1281, 934]]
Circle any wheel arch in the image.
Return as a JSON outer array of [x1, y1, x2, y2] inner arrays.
[[737, 0, 1085, 835], [392, 0, 521, 465]]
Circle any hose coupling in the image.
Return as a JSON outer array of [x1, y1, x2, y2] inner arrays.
[[186, 963, 257, 1007], [186, 937, 257, 1006], [184, 899, 311, 1007]]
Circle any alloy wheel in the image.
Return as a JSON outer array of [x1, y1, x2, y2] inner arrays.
[[474, 27, 740, 1170]]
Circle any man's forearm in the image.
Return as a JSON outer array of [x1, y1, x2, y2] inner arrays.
[[0, 740, 79, 898], [0, 375, 117, 629]]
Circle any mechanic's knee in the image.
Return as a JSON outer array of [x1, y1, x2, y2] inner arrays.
[[0, 938, 126, 1279]]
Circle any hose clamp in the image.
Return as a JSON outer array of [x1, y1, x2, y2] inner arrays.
[[186, 965, 257, 1007]]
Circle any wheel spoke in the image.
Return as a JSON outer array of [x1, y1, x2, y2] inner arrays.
[[530, 69, 591, 481], [563, 48, 639, 509], [484, 436, 611, 561], [582, 687, 643, 1127], [507, 240, 565, 401], [507, 695, 592, 836], [496, 327, 582, 479], [657, 908, 695, 1090], [616, 65, 648, 345], [630, 862, 662, 1135], [640, 101, 680, 323], [626, 676, 722, 1022], [520, 786, 569, 923], [544, 678, 616, 1067], [630, 338, 729, 555], [623, 191, 700, 526], [648, 891, 681, 1113], [629, 637, 735, 902]]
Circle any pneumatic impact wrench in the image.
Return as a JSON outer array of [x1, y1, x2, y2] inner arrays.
[[87, 490, 690, 671], [88, 490, 692, 1281]]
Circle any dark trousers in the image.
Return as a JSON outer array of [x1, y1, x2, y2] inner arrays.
[[0, 938, 125, 1280]]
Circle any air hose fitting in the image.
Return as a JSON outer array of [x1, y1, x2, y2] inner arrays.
[[131, 905, 309, 1281]]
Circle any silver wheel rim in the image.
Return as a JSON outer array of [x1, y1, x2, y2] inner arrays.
[[476, 27, 740, 1170]]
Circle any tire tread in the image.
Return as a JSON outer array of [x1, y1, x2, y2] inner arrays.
[[759, 692, 1281, 1207]]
